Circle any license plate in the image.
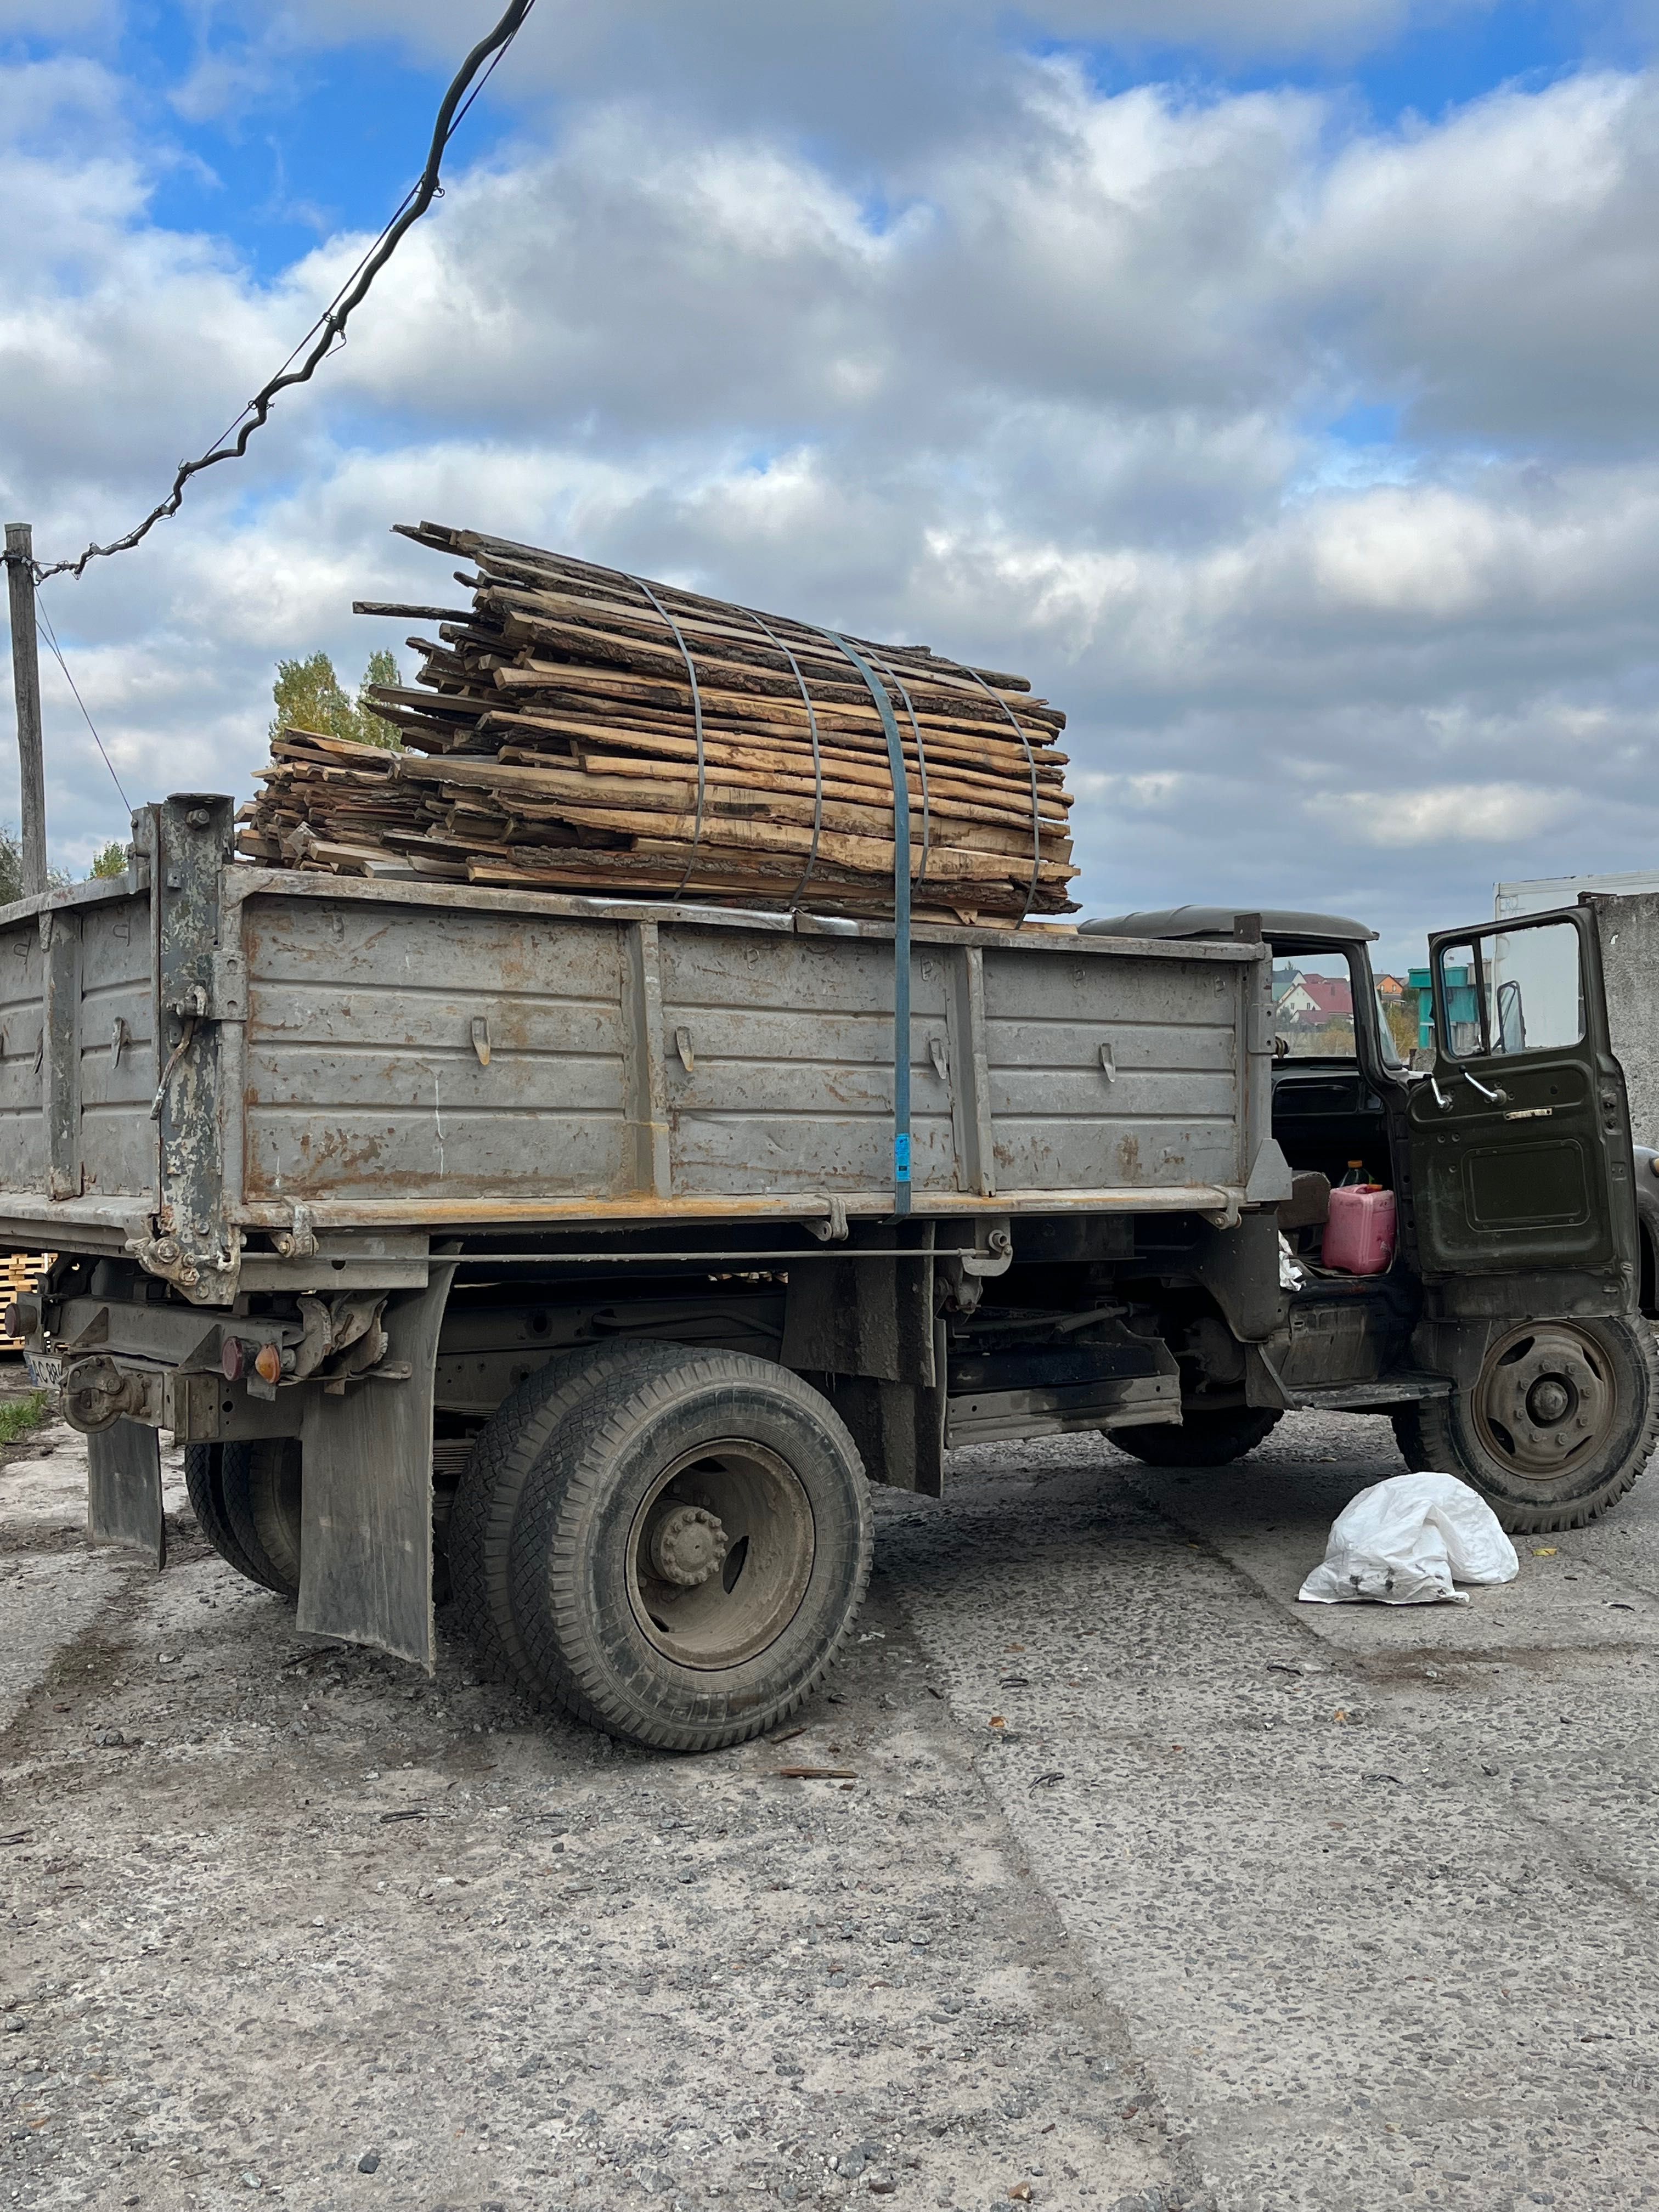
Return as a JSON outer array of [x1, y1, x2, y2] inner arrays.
[[24, 1352, 63, 1391]]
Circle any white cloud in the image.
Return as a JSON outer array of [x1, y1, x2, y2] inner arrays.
[[5, 27, 1659, 946], [1303, 783, 1576, 846]]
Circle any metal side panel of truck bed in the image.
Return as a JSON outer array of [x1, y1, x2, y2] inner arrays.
[[0, 795, 1279, 1296]]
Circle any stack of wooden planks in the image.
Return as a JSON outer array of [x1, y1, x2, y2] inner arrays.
[[236, 522, 1078, 924]]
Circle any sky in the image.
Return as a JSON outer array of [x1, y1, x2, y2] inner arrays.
[[4, 2, 1659, 969]]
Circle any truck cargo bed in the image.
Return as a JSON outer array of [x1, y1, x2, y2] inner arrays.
[[0, 797, 1276, 1299]]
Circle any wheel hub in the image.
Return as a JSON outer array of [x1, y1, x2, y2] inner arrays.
[[627, 1441, 816, 1672], [1526, 1376, 1573, 1426], [648, 1504, 729, 1589], [1473, 1323, 1615, 1479]]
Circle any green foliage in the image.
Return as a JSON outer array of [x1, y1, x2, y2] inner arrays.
[[356, 648, 404, 751], [89, 840, 128, 879], [0, 825, 69, 903], [270, 649, 403, 751], [0, 1389, 52, 1443], [1383, 998, 1418, 1061]]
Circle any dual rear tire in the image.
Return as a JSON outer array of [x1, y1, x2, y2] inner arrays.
[[449, 1346, 873, 1753], [183, 1348, 872, 1753], [184, 1440, 302, 1595]]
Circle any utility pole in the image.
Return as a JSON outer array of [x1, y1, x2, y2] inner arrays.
[[4, 523, 46, 896]]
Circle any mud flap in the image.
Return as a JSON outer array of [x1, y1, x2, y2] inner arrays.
[[296, 1261, 456, 1670], [86, 1418, 165, 1567], [822, 1321, 948, 1498], [826, 1370, 947, 1498]]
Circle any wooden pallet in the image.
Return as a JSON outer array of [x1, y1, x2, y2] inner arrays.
[[0, 1252, 50, 1351]]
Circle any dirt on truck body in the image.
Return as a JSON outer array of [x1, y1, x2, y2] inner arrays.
[[1, 795, 1653, 1751]]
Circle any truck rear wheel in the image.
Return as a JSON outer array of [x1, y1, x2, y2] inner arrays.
[[183, 1444, 267, 1587], [448, 1341, 696, 1692], [1392, 1315, 1659, 1532], [507, 1352, 872, 1752], [219, 1439, 303, 1597], [1107, 1408, 1283, 1467]]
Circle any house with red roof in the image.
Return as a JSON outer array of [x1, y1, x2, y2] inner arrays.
[[1277, 972, 1352, 1024]]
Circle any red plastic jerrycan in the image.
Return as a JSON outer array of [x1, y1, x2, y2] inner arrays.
[[1322, 1184, 1397, 1275]]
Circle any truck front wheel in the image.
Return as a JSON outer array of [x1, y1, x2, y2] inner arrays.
[[1393, 1314, 1659, 1532], [507, 1352, 873, 1752], [1107, 1408, 1283, 1467]]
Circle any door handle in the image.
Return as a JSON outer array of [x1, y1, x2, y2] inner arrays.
[[1461, 1071, 1508, 1106]]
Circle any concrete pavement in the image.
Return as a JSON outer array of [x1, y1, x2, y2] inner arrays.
[[5, 1398, 1659, 2212]]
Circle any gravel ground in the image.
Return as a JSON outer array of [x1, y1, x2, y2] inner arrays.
[[5, 1385, 1659, 2212]]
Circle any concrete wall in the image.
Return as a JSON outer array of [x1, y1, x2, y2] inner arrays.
[[1588, 893, 1659, 1144]]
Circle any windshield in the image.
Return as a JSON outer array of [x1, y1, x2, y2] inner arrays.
[[1272, 951, 1409, 1065]]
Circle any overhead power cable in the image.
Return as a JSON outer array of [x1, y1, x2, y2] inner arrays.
[[34, 601, 131, 811], [34, 0, 538, 585]]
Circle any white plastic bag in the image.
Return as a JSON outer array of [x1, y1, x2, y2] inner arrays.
[[1297, 1471, 1520, 1606]]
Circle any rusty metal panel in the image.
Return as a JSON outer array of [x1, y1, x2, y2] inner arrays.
[[658, 927, 957, 1194], [980, 944, 1242, 1193], [0, 857, 1267, 1253], [240, 894, 632, 1201], [150, 797, 241, 1304], [0, 918, 46, 1192], [43, 909, 81, 1200], [228, 881, 1257, 1218], [76, 891, 157, 1200]]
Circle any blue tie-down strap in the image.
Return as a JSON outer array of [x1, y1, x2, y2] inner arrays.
[[816, 626, 913, 1220]]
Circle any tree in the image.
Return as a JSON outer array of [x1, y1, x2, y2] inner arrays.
[[0, 825, 69, 901], [270, 649, 402, 751], [1383, 997, 1418, 1062], [89, 840, 128, 879], [356, 648, 403, 751], [0, 826, 25, 905]]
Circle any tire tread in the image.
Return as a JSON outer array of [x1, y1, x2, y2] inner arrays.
[[183, 1443, 266, 1586], [448, 1342, 699, 1700], [219, 1440, 302, 1597], [507, 1352, 873, 1753]]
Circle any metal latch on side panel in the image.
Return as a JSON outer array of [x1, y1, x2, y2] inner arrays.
[[207, 949, 247, 1023], [274, 1204, 318, 1261], [1247, 994, 1277, 1056], [957, 1217, 1013, 1278]]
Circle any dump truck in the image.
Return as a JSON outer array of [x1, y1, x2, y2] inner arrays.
[[3, 796, 1654, 1750]]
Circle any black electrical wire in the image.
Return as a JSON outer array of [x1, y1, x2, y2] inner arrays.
[[34, 600, 131, 811], [35, 0, 539, 585]]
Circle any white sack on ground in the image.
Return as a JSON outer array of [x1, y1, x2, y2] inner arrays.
[[1297, 1472, 1520, 1606]]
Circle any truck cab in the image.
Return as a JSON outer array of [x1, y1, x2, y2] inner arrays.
[[1084, 903, 1659, 1531]]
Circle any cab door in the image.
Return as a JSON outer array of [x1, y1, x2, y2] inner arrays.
[[1406, 907, 1637, 1287]]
